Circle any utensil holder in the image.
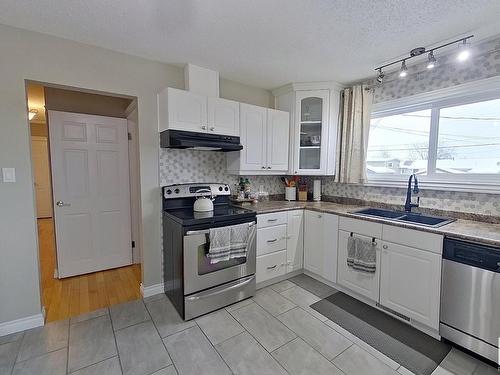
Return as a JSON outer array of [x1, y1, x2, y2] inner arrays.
[[285, 187, 296, 201]]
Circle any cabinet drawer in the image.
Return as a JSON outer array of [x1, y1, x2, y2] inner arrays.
[[339, 217, 383, 238], [382, 225, 443, 254], [257, 212, 288, 228], [257, 225, 287, 256], [256, 250, 286, 283]]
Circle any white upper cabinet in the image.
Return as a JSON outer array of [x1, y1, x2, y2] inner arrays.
[[207, 97, 240, 136], [267, 109, 290, 171], [294, 90, 330, 175], [158, 87, 240, 136], [159, 87, 208, 133], [237, 103, 267, 171], [274, 83, 342, 176], [227, 104, 290, 174]]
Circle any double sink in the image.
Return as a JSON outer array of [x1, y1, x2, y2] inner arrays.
[[351, 208, 456, 228]]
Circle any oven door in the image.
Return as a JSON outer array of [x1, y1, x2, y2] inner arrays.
[[183, 222, 256, 295]]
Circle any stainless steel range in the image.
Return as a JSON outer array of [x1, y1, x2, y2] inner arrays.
[[162, 183, 257, 320]]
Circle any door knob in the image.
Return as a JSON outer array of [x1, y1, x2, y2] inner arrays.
[[201, 125, 207, 130], [383, 244, 388, 249], [210, 127, 215, 131], [56, 200, 70, 207]]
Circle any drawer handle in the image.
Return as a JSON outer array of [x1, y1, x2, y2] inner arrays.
[[383, 245, 388, 249], [267, 219, 278, 222], [267, 265, 277, 270], [267, 238, 278, 243]]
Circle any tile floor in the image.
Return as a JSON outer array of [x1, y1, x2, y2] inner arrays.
[[0, 276, 497, 375]]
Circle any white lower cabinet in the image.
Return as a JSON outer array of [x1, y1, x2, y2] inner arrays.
[[303, 211, 338, 283], [256, 250, 286, 283], [286, 210, 304, 272], [379, 241, 441, 330], [256, 209, 304, 283], [337, 230, 381, 302]]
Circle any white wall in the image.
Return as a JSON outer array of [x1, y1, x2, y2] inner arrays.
[[0, 24, 273, 325]]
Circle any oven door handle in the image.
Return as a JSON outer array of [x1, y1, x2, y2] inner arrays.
[[186, 221, 256, 236], [185, 275, 255, 301]]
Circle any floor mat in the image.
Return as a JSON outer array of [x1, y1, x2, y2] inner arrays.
[[288, 274, 338, 298], [311, 292, 451, 375]]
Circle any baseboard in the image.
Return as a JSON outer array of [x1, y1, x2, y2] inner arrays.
[[0, 313, 44, 337], [140, 282, 164, 298], [256, 269, 303, 290]]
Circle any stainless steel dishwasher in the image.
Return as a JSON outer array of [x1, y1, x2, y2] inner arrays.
[[440, 237, 500, 364]]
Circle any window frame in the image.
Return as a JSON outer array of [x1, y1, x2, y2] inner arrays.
[[367, 76, 500, 193]]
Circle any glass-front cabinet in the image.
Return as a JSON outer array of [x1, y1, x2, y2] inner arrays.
[[293, 90, 330, 174]]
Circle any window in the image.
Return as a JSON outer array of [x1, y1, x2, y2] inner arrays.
[[366, 86, 500, 190]]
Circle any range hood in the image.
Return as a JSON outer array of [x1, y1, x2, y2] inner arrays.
[[160, 130, 243, 152]]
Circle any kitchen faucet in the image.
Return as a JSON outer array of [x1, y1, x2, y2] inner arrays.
[[404, 174, 420, 212]]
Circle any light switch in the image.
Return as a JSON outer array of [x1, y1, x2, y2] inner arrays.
[[2, 168, 16, 183]]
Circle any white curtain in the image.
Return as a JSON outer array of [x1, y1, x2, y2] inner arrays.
[[335, 84, 374, 184]]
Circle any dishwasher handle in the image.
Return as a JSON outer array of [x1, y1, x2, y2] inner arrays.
[[443, 237, 500, 273]]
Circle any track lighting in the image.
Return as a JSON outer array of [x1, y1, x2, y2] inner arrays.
[[457, 39, 470, 62], [399, 61, 408, 78], [426, 51, 437, 69], [373, 35, 473, 83], [376, 69, 385, 83]]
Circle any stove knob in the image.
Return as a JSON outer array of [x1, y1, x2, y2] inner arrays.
[[174, 188, 180, 194], [219, 186, 223, 191], [224, 186, 229, 191], [166, 189, 172, 195]]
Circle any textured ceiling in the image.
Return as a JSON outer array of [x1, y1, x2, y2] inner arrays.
[[2, 0, 500, 89]]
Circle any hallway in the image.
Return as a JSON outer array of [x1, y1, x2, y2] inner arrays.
[[38, 219, 141, 322]]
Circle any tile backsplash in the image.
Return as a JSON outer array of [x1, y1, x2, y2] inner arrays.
[[159, 148, 284, 194], [159, 149, 499, 216]]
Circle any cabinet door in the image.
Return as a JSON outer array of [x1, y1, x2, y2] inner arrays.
[[337, 230, 381, 302], [286, 210, 304, 272], [293, 90, 329, 175], [267, 109, 290, 171], [167, 88, 208, 132], [322, 213, 339, 283], [239, 103, 267, 171], [207, 97, 240, 136], [304, 210, 324, 275], [380, 242, 441, 329]]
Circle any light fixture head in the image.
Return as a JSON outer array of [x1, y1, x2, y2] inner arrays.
[[399, 60, 408, 78], [376, 69, 385, 83], [426, 51, 437, 69], [28, 109, 38, 121], [457, 39, 471, 62]]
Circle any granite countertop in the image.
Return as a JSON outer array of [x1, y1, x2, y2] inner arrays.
[[241, 200, 500, 247]]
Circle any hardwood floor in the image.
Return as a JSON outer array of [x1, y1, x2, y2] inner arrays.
[[37, 218, 141, 322]]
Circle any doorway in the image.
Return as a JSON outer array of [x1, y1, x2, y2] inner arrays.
[[27, 83, 142, 322]]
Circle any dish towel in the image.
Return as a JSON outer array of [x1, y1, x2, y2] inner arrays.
[[347, 236, 376, 273], [208, 227, 231, 264], [229, 223, 251, 259]]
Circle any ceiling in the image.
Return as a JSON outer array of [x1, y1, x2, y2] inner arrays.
[[2, 0, 500, 89]]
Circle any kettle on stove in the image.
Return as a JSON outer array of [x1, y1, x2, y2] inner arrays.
[[193, 189, 215, 212]]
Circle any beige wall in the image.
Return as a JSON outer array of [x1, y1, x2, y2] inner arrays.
[[0, 24, 272, 325], [44, 87, 132, 118], [220, 78, 273, 108]]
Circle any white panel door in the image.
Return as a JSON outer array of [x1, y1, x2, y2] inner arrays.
[[31, 137, 53, 218], [239, 103, 267, 171], [167, 87, 208, 133], [304, 210, 324, 275], [267, 109, 290, 171], [49, 111, 132, 277], [337, 230, 381, 302], [208, 97, 240, 136], [286, 210, 303, 272], [380, 242, 441, 329]]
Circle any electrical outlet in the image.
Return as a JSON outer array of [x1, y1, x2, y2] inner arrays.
[[2, 168, 16, 183]]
